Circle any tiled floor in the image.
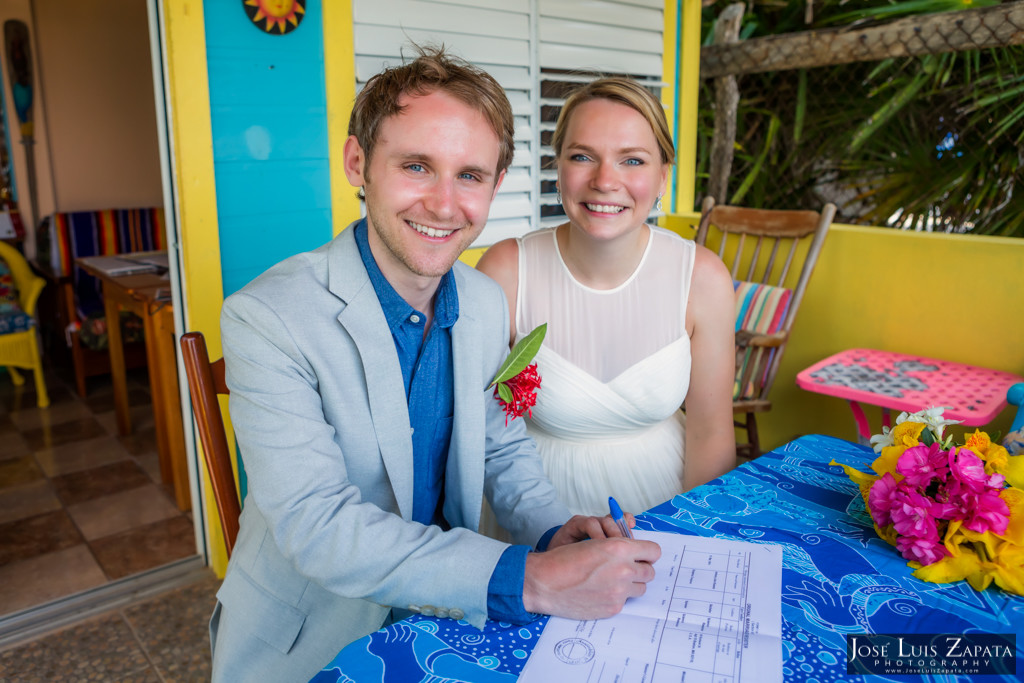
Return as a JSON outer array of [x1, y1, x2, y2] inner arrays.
[[0, 362, 198, 616], [0, 569, 218, 681], [0, 358, 219, 680]]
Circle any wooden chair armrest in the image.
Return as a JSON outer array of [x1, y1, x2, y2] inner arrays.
[[736, 331, 788, 349]]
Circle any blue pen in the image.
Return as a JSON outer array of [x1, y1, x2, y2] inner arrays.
[[608, 496, 634, 539]]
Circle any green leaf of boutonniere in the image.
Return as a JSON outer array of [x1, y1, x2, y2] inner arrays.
[[489, 323, 547, 388]]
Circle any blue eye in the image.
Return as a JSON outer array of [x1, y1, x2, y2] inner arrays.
[[625, 158, 644, 166], [570, 153, 591, 162], [406, 163, 425, 173], [458, 172, 480, 182]]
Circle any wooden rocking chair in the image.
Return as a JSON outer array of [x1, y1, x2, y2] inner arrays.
[[695, 197, 835, 459]]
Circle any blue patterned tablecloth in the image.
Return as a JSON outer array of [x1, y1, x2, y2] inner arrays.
[[314, 435, 1023, 682]]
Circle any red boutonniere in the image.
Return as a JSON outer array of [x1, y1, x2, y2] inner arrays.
[[489, 323, 547, 424]]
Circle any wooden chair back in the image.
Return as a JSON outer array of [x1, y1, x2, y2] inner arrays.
[[180, 331, 240, 556], [695, 197, 835, 458]]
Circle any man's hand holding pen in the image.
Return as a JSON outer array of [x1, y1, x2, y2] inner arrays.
[[522, 502, 659, 620]]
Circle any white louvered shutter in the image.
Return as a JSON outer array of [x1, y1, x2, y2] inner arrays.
[[537, 0, 666, 228], [352, 0, 537, 246], [350, 0, 665, 243]]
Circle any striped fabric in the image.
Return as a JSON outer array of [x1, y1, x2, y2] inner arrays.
[[733, 281, 792, 399], [43, 208, 165, 318], [734, 280, 791, 335]]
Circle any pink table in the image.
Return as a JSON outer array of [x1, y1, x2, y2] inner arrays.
[[796, 348, 1024, 442]]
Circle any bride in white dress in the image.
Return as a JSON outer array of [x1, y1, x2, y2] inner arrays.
[[478, 78, 737, 524]]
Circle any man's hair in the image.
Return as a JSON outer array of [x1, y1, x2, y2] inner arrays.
[[551, 77, 676, 166], [349, 44, 515, 177]]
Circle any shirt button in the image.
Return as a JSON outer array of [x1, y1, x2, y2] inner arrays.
[[449, 608, 465, 620], [410, 314, 421, 323], [421, 605, 435, 616], [435, 607, 449, 619]]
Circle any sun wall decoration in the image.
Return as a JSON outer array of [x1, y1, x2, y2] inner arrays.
[[243, 0, 306, 34]]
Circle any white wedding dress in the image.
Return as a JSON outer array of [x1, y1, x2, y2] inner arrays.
[[492, 225, 695, 528]]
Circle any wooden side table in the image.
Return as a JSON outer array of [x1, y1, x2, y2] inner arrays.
[[796, 348, 1024, 443], [76, 257, 189, 510]]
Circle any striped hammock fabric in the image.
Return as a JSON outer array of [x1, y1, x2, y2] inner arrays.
[[733, 281, 792, 399], [44, 208, 165, 318]]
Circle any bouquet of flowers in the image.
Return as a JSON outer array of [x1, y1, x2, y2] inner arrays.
[[489, 323, 546, 423], [833, 407, 1024, 594]]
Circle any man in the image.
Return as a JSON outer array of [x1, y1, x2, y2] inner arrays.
[[210, 46, 660, 682]]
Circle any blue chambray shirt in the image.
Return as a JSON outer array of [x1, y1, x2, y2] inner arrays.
[[353, 220, 538, 622]]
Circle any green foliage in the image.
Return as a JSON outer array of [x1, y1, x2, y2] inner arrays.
[[697, 1, 1024, 237], [489, 323, 547, 387]]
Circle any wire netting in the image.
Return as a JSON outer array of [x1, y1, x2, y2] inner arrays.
[[695, 1, 1024, 237]]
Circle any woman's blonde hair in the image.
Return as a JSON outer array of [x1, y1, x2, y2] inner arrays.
[[551, 77, 675, 166]]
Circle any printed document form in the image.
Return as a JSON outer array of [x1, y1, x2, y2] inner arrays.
[[520, 530, 783, 683]]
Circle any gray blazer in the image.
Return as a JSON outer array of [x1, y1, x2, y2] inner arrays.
[[209, 224, 569, 683]]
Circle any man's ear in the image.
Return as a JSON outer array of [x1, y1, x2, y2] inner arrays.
[[343, 135, 367, 187], [491, 169, 507, 200]]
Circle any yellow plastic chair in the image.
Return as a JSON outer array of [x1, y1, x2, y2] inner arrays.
[[0, 240, 50, 407]]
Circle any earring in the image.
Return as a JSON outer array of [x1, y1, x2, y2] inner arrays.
[[656, 195, 663, 212], [556, 189, 562, 205]]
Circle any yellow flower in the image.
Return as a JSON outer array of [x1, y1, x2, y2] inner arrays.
[[1003, 455, 1024, 490], [912, 552, 991, 589], [891, 421, 927, 449], [990, 543, 1024, 594], [998, 487, 1024, 546], [963, 428, 992, 454], [871, 446, 907, 477], [830, 460, 879, 488]]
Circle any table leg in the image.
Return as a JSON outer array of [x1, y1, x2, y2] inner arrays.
[[140, 301, 173, 491], [152, 302, 190, 511], [103, 290, 132, 435], [848, 400, 872, 445]]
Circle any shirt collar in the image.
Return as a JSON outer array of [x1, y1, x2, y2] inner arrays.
[[354, 218, 459, 330]]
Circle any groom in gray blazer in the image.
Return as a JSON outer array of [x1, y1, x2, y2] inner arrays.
[[210, 46, 660, 683]]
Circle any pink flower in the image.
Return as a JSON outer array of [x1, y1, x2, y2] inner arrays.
[[897, 443, 948, 489], [868, 473, 901, 527], [960, 490, 1010, 535], [896, 534, 948, 566], [890, 488, 941, 539], [949, 447, 992, 493]]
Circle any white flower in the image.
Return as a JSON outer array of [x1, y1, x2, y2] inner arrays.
[[869, 426, 894, 453], [897, 406, 961, 437], [869, 407, 962, 453]]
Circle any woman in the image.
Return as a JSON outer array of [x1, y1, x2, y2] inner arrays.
[[477, 77, 736, 520]]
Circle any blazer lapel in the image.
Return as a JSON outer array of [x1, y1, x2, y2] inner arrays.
[[446, 266, 486, 531], [328, 227, 414, 520]]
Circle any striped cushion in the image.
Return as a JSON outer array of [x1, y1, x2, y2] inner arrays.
[[734, 281, 791, 334], [733, 281, 792, 399]]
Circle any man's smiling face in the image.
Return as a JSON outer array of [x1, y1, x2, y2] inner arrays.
[[344, 89, 505, 291]]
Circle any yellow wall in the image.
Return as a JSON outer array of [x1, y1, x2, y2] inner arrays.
[[665, 214, 1024, 450], [161, 0, 232, 574]]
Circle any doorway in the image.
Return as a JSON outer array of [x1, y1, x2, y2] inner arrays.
[[0, 0, 203, 645]]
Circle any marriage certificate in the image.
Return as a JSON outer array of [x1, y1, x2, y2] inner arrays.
[[519, 530, 783, 683]]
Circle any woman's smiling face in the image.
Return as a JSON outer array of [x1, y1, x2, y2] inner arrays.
[[557, 98, 669, 241]]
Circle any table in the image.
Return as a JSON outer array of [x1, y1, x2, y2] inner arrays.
[[311, 435, 1022, 682], [796, 348, 1024, 444], [76, 255, 188, 510]]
